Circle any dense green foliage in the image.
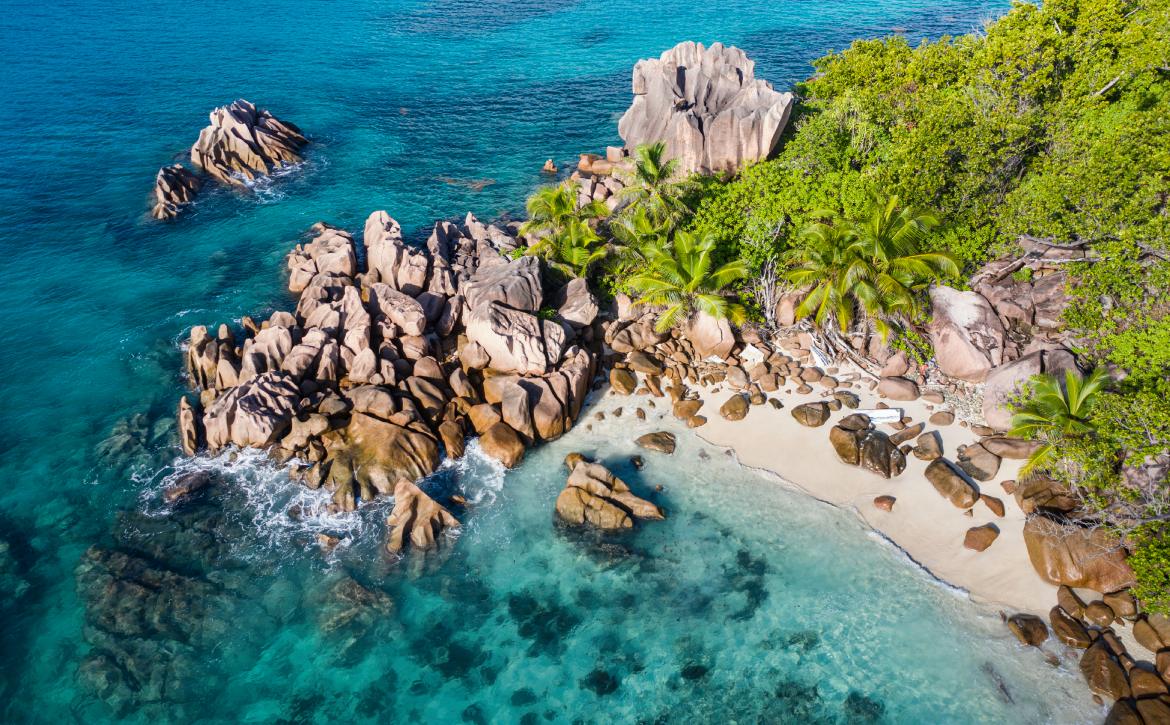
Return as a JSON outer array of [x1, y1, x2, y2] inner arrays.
[[626, 231, 749, 332], [684, 0, 1170, 608], [787, 195, 958, 339], [523, 0, 1170, 608], [1008, 368, 1109, 476]]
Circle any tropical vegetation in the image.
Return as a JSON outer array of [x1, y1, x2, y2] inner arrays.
[[516, 0, 1169, 609]]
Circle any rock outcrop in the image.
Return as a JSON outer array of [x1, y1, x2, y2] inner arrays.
[[1023, 516, 1136, 593], [190, 100, 308, 186], [829, 415, 907, 479], [927, 286, 1005, 383], [555, 457, 664, 530], [385, 479, 460, 554], [150, 100, 307, 219], [981, 347, 1079, 431], [178, 211, 597, 517], [151, 164, 202, 220], [617, 41, 794, 175]]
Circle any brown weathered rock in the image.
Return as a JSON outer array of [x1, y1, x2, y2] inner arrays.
[[924, 459, 979, 509], [341, 412, 440, 494], [1023, 517, 1136, 592], [687, 415, 707, 428], [466, 301, 565, 375], [1050, 606, 1092, 648], [1085, 601, 1117, 627], [467, 404, 502, 434], [1080, 639, 1132, 700], [877, 376, 919, 401], [673, 399, 703, 420], [1007, 613, 1049, 646], [162, 471, 212, 504], [627, 351, 663, 375], [873, 495, 896, 512], [1103, 590, 1138, 620], [720, 394, 749, 421], [1129, 668, 1168, 698], [791, 401, 830, 427], [1136, 698, 1170, 725], [982, 437, 1042, 460], [830, 425, 862, 466], [480, 422, 526, 468], [203, 371, 301, 450], [1106, 700, 1144, 725], [438, 419, 465, 460], [928, 286, 1004, 383], [928, 411, 955, 426], [964, 523, 1000, 551], [385, 479, 460, 554], [610, 368, 638, 395], [686, 311, 736, 359], [636, 432, 677, 454], [913, 431, 942, 461], [1058, 585, 1087, 619], [151, 164, 203, 220], [980, 494, 1006, 517], [555, 460, 664, 530], [177, 396, 201, 456], [957, 443, 1002, 481]]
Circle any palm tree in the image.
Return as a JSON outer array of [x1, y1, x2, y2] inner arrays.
[[1009, 367, 1110, 475], [617, 142, 693, 225], [785, 196, 957, 340], [546, 219, 608, 278], [626, 230, 749, 332], [519, 182, 607, 240], [608, 206, 669, 270]]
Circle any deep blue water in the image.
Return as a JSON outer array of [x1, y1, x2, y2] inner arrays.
[[0, 1, 1100, 722]]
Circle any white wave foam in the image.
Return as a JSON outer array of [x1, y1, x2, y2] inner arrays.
[[145, 449, 382, 557], [436, 438, 508, 506]]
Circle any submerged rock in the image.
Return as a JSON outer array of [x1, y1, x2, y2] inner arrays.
[[555, 459, 664, 530], [385, 479, 460, 554], [618, 41, 794, 175]]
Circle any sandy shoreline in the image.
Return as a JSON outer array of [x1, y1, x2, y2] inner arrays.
[[652, 368, 1064, 617]]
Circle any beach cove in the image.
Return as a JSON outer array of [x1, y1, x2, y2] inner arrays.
[[3, 0, 1167, 722]]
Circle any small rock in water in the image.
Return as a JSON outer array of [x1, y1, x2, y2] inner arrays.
[[630, 455, 645, 470]]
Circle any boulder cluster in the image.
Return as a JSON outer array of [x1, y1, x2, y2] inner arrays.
[[178, 211, 600, 552], [555, 454, 664, 530], [618, 41, 794, 175], [1005, 578, 1170, 723], [151, 99, 308, 220], [926, 238, 1081, 429]]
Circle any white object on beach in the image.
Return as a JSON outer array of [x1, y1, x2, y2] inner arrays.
[[856, 408, 903, 424], [739, 344, 766, 365], [810, 343, 831, 369]]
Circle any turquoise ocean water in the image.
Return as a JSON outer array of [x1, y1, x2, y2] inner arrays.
[[0, 1, 1101, 722]]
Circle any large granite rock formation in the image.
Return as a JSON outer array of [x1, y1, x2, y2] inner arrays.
[[385, 479, 460, 554], [617, 41, 794, 174], [1023, 516, 1136, 593], [190, 99, 308, 186], [149, 100, 307, 219], [179, 212, 598, 517]]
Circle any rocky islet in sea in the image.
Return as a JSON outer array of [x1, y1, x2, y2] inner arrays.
[[150, 99, 308, 220]]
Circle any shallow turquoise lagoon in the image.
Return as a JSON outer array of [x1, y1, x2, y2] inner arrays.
[[0, 0, 1101, 722]]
